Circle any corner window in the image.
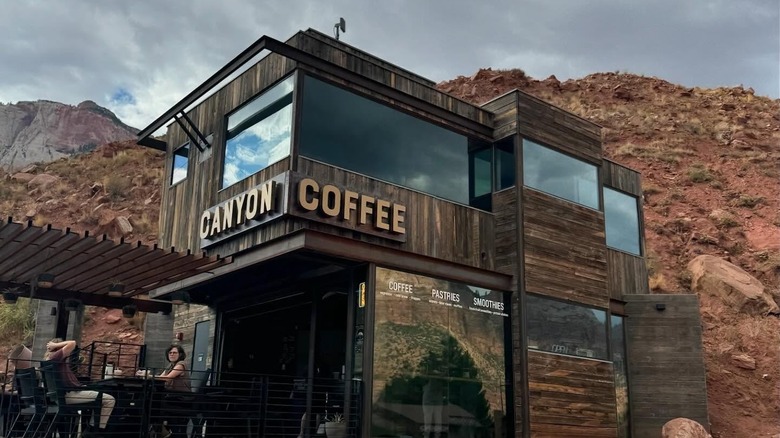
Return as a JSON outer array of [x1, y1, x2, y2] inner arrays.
[[222, 75, 294, 188], [604, 187, 641, 255], [522, 139, 598, 209], [494, 137, 515, 190], [469, 148, 493, 210], [526, 294, 608, 360], [171, 143, 189, 185]]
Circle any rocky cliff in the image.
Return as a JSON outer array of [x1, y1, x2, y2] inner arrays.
[[0, 100, 137, 170]]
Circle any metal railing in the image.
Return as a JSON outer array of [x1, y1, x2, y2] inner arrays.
[[1, 361, 362, 438]]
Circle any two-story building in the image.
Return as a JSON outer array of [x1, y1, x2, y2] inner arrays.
[[136, 28, 709, 438]]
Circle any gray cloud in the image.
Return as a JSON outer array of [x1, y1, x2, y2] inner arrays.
[[0, 0, 777, 130]]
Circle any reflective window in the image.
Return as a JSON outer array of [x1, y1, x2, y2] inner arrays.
[[526, 294, 608, 360], [299, 75, 490, 207], [611, 315, 630, 438], [522, 139, 598, 209], [494, 137, 515, 190], [222, 75, 294, 188], [171, 143, 189, 185], [372, 267, 509, 438], [604, 187, 642, 255], [469, 148, 492, 210]]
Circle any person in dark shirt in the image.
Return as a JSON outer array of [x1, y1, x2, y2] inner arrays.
[[45, 339, 116, 434]]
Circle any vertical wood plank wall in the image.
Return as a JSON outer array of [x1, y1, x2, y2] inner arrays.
[[624, 294, 709, 438], [528, 351, 617, 437]]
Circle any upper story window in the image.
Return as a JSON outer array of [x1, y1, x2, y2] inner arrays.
[[494, 137, 515, 191], [526, 293, 608, 360], [171, 143, 189, 185], [222, 75, 295, 188], [299, 74, 490, 208], [522, 139, 598, 209], [604, 187, 641, 255]]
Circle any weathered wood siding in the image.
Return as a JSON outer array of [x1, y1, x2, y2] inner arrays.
[[528, 351, 617, 437], [482, 91, 519, 139], [602, 160, 642, 196], [289, 158, 496, 270], [607, 250, 650, 300], [523, 188, 608, 308], [624, 294, 709, 438], [160, 51, 296, 253], [516, 90, 602, 165]]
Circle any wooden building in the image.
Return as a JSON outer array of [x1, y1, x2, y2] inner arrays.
[[137, 29, 709, 438]]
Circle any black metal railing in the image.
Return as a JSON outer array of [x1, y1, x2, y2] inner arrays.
[[1, 360, 362, 438]]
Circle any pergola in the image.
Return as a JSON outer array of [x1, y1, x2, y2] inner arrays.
[[0, 217, 232, 314]]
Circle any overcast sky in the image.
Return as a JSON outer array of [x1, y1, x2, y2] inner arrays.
[[1, 0, 778, 130]]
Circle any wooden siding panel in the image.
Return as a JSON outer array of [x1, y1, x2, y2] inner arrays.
[[607, 249, 649, 300], [515, 92, 601, 164], [290, 158, 496, 270], [602, 160, 642, 196], [528, 351, 617, 437], [624, 294, 709, 438], [523, 188, 608, 308]]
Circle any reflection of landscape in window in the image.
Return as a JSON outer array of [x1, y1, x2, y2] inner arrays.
[[522, 139, 598, 209], [611, 315, 630, 438], [526, 294, 608, 360], [222, 76, 294, 188], [372, 267, 507, 438]]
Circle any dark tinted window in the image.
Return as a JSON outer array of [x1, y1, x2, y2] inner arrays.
[[604, 187, 641, 255], [494, 137, 515, 190], [372, 267, 509, 438], [222, 75, 294, 188], [523, 139, 598, 209], [171, 143, 189, 185], [526, 294, 608, 360], [299, 75, 487, 206]]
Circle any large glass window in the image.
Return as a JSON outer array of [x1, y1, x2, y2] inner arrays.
[[526, 294, 608, 360], [372, 267, 509, 438], [611, 315, 630, 438], [222, 75, 294, 188], [522, 139, 598, 209], [299, 75, 490, 207], [171, 143, 189, 185], [604, 187, 642, 255]]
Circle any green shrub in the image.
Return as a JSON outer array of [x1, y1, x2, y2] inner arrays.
[[688, 164, 714, 183], [0, 296, 35, 343]]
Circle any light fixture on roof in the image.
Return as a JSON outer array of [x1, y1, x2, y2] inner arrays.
[[2, 288, 19, 304], [37, 273, 55, 289], [108, 281, 126, 298], [122, 304, 137, 319], [170, 291, 190, 306], [333, 17, 346, 40]]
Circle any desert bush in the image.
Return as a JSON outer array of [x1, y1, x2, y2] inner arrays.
[[0, 296, 35, 343], [104, 175, 130, 201], [732, 195, 765, 208], [688, 164, 714, 183]]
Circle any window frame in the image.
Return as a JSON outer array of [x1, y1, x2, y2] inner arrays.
[[219, 74, 295, 190], [170, 142, 190, 187]]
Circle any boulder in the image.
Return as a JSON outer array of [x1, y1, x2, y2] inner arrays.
[[662, 418, 711, 438], [27, 173, 59, 189], [114, 216, 133, 236], [688, 255, 779, 315], [11, 172, 35, 183], [105, 314, 122, 324], [731, 353, 757, 370]]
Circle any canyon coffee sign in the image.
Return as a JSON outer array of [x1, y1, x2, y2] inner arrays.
[[199, 172, 407, 248]]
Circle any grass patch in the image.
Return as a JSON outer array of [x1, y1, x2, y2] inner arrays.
[[732, 195, 765, 208], [0, 296, 35, 343], [688, 164, 714, 183]]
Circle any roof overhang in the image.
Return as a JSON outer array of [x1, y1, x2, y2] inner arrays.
[[0, 218, 232, 313]]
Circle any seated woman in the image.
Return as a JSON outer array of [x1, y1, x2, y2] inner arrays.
[[45, 339, 116, 437], [153, 345, 191, 438]]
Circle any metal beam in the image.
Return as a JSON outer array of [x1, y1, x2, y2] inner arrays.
[[0, 281, 171, 314]]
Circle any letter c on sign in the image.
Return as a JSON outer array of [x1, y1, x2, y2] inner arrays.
[[299, 178, 319, 211], [199, 211, 212, 239]]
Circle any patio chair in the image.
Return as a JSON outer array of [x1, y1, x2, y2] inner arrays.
[[40, 360, 102, 438], [5, 367, 50, 438]]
